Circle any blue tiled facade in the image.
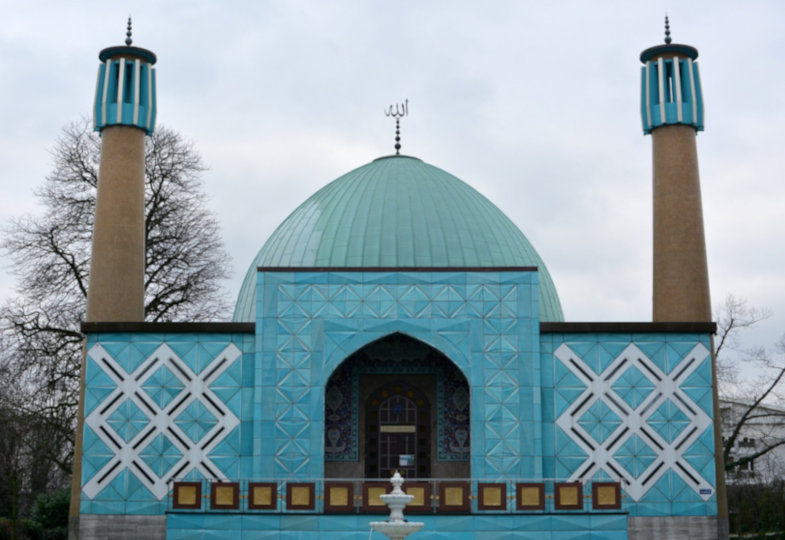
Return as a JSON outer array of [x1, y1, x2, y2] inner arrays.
[[166, 512, 630, 539], [79, 269, 717, 537]]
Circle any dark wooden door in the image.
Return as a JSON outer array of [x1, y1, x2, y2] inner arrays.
[[365, 382, 430, 478]]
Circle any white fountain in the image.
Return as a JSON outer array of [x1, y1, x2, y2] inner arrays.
[[369, 471, 424, 540]]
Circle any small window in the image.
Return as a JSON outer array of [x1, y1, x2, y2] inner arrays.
[[739, 437, 756, 448]]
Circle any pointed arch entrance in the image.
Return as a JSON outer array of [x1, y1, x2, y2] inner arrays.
[[324, 333, 470, 479]]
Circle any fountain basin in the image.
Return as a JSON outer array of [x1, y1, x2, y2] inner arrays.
[[369, 520, 424, 539]]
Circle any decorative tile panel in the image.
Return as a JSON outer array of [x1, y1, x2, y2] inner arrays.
[[83, 340, 243, 501], [553, 340, 714, 502]]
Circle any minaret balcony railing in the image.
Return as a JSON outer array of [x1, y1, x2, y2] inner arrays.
[[93, 57, 157, 134], [640, 57, 704, 134]]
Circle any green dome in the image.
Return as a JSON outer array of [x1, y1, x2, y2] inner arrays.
[[233, 155, 564, 321]]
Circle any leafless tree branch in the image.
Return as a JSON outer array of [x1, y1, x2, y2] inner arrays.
[[0, 118, 231, 519]]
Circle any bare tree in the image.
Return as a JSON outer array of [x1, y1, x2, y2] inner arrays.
[[715, 295, 785, 474], [0, 119, 231, 525], [0, 365, 72, 535]]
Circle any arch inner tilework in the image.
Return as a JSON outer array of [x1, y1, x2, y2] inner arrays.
[[324, 334, 470, 462]]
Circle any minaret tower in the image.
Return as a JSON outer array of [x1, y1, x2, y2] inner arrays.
[[85, 17, 157, 321], [641, 18, 728, 536], [640, 17, 710, 322], [70, 20, 157, 539]]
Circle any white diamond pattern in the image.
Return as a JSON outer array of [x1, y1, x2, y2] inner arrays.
[[554, 342, 713, 501], [83, 342, 241, 500]]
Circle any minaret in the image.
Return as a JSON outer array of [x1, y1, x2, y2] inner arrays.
[[640, 18, 728, 536], [85, 18, 156, 320], [640, 17, 710, 322], [70, 19, 157, 539]]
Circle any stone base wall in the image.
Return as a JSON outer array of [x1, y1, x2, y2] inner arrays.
[[628, 516, 726, 540], [76, 515, 165, 540]]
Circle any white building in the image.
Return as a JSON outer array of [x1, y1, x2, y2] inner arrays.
[[720, 398, 785, 483]]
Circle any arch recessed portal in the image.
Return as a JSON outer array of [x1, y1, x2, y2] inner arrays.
[[324, 333, 470, 480]]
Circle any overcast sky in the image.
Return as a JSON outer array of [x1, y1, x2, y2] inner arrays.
[[1, 1, 783, 363]]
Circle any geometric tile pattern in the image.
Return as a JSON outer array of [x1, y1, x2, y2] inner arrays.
[[258, 271, 538, 481], [578, 400, 623, 444], [83, 342, 241, 500], [554, 342, 714, 501]]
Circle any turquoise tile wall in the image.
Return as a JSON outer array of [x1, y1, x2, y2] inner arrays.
[[165, 512, 628, 539], [540, 332, 717, 517], [255, 270, 542, 481], [80, 332, 254, 515]]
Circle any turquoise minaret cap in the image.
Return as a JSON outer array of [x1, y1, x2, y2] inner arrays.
[[93, 18, 157, 135], [639, 16, 703, 134]]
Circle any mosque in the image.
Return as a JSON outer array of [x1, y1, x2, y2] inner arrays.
[[70, 18, 726, 540]]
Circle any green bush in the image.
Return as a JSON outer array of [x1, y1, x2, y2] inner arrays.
[[0, 517, 12, 540], [728, 481, 785, 536], [30, 490, 68, 533], [20, 519, 42, 539]]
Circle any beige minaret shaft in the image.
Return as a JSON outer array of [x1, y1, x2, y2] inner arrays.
[[85, 125, 146, 321], [652, 123, 711, 322], [71, 124, 147, 539]]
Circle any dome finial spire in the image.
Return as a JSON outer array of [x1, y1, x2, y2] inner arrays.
[[664, 14, 672, 44], [125, 16, 133, 46], [384, 99, 409, 155]]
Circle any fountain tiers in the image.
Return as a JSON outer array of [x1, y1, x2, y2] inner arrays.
[[369, 471, 424, 540]]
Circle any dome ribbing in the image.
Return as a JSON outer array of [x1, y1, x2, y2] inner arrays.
[[233, 155, 563, 321]]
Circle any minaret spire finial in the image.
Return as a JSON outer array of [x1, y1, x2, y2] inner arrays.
[[384, 99, 409, 155], [125, 16, 133, 46], [664, 14, 672, 44]]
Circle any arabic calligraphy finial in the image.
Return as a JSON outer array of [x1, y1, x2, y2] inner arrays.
[[384, 99, 409, 155]]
